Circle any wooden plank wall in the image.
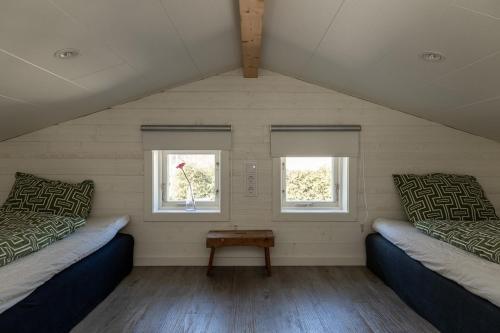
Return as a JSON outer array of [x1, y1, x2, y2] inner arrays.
[[1, 69, 500, 265]]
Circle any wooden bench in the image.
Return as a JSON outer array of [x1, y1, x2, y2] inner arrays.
[[206, 230, 274, 276]]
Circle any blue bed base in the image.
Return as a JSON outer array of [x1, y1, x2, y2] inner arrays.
[[366, 233, 500, 333], [0, 233, 134, 333]]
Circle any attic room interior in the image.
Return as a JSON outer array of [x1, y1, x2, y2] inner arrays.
[[2, 0, 500, 332]]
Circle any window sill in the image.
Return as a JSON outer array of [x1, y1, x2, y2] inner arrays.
[[273, 210, 357, 222], [144, 210, 229, 222], [281, 209, 346, 214], [156, 209, 221, 214]]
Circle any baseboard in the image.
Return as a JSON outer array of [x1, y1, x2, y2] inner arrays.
[[134, 256, 365, 266]]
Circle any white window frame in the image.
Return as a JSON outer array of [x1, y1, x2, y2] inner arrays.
[[281, 157, 343, 212], [273, 157, 358, 222], [159, 150, 221, 211], [144, 150, 230, 222]]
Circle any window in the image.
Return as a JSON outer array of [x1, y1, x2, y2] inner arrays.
[[145, 149, 229, 221], [270, 125, 359, 221], [142, 124, 231, 222], [271, 125, 361, 222], [281, 157, 344, 212], [273, 156, 354, 221], [158, 150, 220, 212]]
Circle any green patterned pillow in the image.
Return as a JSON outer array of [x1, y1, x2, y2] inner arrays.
[[0, 210, 86, 267], [1, 172, 95, 218], [415, 219, 500, 265], [393, 173, 499, 223]]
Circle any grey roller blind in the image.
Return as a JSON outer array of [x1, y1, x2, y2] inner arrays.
[[141, 125, 232, 150], [270, 125, 361, 157]]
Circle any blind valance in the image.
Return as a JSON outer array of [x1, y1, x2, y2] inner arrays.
[[141, 125, 232, 150], [270, 125, 360, 157]]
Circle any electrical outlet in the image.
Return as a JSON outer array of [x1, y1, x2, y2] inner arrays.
[[245, 161, 257, 197]]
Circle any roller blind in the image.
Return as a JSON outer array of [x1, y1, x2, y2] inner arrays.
[[270, 125, 361, 157], [141, 125, 232, 150]]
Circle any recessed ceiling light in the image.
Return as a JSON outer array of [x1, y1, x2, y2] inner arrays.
[[54, 48, 80, 59], [420, 51, 445, 63]]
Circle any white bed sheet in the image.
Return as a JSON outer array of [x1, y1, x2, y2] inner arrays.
[[373, 218, 500, 307], [0, 215, 129, 314]]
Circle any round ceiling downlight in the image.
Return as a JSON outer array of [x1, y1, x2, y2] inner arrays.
[[420, 51, 445, 63], [54, 48, 80, 59]]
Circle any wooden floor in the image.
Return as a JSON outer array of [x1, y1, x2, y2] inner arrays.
[[72, 267, 437, 333]]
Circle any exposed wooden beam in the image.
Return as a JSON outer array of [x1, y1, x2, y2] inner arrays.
[[239, 0, 264, 78]]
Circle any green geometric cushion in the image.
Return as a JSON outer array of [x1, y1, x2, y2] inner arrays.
[[393, 173, 499, 223], [1, 172, 95, 219], [0, 210, 85, 267], [415, 219, 500, 265]]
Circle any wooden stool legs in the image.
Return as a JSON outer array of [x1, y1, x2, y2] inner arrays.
[[206, 230, 274, 277], [206, 246, 272, 277], [264, 247, 271, 276], [207, 247, 215, 276]]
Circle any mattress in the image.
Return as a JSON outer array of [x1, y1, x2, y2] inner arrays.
[[373, 218, 500, 307], [0, 215, 129, 314]]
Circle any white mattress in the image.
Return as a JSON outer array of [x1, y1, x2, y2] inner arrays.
[[0, 215, 129, 314], [373, 218, 500, 307]]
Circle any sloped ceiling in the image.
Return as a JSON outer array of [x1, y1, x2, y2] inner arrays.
[[2, 0, 500, 141]]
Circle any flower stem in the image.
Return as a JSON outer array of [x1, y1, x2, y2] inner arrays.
[[181, 168, 195, 203]]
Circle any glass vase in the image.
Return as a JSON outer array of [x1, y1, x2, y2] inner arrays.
[[185, 189, 196, 211]]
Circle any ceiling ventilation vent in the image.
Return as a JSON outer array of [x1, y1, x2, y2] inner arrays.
[[420, 51, 445, 63], [54, 48, 80, 59]]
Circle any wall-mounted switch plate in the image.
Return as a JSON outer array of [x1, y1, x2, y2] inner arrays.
[[245, 161, 257, 197]]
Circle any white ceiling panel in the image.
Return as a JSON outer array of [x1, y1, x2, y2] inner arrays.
[[455, 0, 500, 19], [300, 0, 447, 97], [345, 68, 477, 116], [0, 0, 122, 80], [436, 52, 500, 101], [364, 5, 500, 83], [0, 95, 34, 110], [305, 0, 449, 72], [261, 0, 344, 75], [160, 0, 241, 75], [0, 50, 86, 104], [0, 96, 43, 140], [74, 63, 140, 92], [51, 0, 200, 84], [438, 97, 500, 141], [2, 0, 500, 142], [292, 0, 500, 140]]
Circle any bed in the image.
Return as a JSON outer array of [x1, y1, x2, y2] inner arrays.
[[367, 218, 500, 333], [0, 215, 134, 333]]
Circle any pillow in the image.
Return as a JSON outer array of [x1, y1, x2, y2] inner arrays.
[[1, 172, 95, 219], [392, 173, 499, 223]]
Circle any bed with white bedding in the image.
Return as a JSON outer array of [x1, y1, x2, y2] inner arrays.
[[0, 215, 129, 314], [367, 219, 500, 333], [0, 215, 134, 333], [373, 218, 500, 307]]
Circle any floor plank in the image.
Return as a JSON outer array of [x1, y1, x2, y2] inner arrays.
[[72, 267, 437, 333]]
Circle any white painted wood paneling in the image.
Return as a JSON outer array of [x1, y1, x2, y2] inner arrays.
[[1, 70, 500, 266]]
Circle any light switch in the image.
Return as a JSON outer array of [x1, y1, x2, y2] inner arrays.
[[245, 161, 257, 197]]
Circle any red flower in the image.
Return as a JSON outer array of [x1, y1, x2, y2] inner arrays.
[[176, 162, 186, 169]]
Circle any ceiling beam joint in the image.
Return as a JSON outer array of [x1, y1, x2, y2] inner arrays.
[[239, 0, 264, 78]]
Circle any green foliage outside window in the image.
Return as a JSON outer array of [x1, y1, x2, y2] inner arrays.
[[169, 164, 333, 202], [286, 167, 333, 201], [172, 165, 215, 201]]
